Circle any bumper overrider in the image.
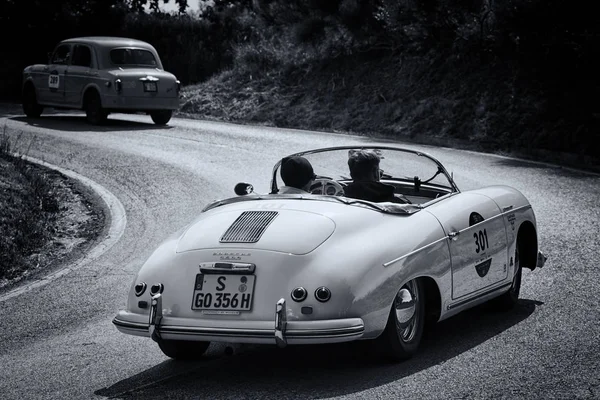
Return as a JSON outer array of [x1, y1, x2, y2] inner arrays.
[[112, 295, 365, 347]]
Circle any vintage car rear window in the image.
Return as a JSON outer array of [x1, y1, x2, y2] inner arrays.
[[110, 48, 157, 66]]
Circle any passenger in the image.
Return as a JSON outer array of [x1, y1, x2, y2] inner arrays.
[[278, 156, 316, 194], [344, 149, 409, 203]]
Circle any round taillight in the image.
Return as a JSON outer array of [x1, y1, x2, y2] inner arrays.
[[150, 283, 164, 296], [134, 282, 146, 297], [315, 286, 331, 302], [291, 287, 307, 302]]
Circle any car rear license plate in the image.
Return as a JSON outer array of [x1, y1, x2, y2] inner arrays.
[[191, 274, 255, 311], [143, 82, 157, 92]]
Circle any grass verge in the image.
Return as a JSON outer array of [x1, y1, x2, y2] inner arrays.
[[0, 126, 105, 287]]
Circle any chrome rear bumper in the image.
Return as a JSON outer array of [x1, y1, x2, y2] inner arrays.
[[113, 297, 364, 345]]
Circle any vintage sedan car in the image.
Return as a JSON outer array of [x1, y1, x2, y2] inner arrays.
[[112, 146, 546, 361], [22, 36, 180, 125]]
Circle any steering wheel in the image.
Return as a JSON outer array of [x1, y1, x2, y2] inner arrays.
[[309, 178, 345, 196]]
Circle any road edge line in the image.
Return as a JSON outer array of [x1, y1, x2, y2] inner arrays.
[[0, 156, 127, 303]]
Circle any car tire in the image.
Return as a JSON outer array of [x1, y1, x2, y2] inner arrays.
[[376, 279, 425, 362], [22, 85, 43, 118], [157, 339, 210, 360], [150, 110, 173, 125], [490, 245, 522, 311], [85, 91, 107, 125]]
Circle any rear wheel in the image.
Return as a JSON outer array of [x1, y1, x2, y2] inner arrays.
[[157, 339, 210, 360], [376, 279, 425, 362], [22, 85, 43, 118], [85, 91, 107, 125], [151, 110, 172, 125]]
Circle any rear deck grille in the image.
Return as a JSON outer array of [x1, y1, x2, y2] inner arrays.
[[220, 211, 278, 243]]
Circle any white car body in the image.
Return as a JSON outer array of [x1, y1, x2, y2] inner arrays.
[[113, 146, 546, 361]]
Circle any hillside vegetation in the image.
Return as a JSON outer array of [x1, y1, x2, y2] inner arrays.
[[1, 0, 597, 166]]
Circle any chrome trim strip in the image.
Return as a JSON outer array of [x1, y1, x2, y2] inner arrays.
[[113, 318, 148, 330], [274, 298, 287, 347], [460, 204, 532, 233], [447, 282, 512, 310], [113, 320, 364, 339], [383, 236, 448, 267], [286, 325, 364, 337], [148, 293, 163, 342], [200, 262, 256, 274], [161, 326, 273, 338]]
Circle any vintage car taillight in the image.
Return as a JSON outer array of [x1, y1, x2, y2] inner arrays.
[[134, 282, 147, 297], [291, 287, 307, 302], [315, 286, 331, 302], [150, 283, 164, 296], [176, 80, 181, 93], [115, 78, 122, 93]]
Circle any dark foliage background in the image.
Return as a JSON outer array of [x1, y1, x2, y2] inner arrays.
[[0, 0, 597, 161]]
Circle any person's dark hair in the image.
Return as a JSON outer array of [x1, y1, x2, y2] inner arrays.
[[280, 156, 315, 189], [348, 150, 380, 180]]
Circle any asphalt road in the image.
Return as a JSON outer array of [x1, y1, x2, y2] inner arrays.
[[1, 110, 599, 400]]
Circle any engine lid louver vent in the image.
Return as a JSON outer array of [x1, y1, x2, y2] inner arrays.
[[220, 211, 279, 243]]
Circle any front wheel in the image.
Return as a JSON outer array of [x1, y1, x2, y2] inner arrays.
[[491, 245, 522, 310], [151, 110, 172, 125], [157, 339, 210, 360], [376, 279, 425, 362]]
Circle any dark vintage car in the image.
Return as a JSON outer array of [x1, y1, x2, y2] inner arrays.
[[22, 36, 180, 125]]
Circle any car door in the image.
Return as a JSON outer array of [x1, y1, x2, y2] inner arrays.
[[65, 44, 95, 106], [427, 193, 509, 299], [40, 43, 70, 104]]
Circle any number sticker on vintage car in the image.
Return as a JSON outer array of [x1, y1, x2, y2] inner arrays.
[[473, 228, 489, 254], [48, 74, 59, 89], [192, 274, 255, 312]]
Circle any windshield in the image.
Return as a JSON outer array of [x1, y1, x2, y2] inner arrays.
[[110, 48, 158, 67], [269, 146, 458, 213]]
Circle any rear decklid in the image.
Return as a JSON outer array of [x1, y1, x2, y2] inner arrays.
[[176, 209, 336, 255]]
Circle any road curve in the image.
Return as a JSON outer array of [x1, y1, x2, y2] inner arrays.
[[1, 111, 599, 400]]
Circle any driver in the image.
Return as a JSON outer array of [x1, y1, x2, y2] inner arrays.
[[278, 156, 316, 194], [344, 149, 409, 203]]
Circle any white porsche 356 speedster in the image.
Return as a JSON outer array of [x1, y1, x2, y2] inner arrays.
[[113, 146, 546, 361]]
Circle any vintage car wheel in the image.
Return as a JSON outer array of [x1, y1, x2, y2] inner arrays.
[[22, 85, 43, 118], [377, 279, 425, 362], [151, 110, 172, 125], [491, 245, 522, 310], [85, 91, 107, 125], [157, 339, 210, 360]]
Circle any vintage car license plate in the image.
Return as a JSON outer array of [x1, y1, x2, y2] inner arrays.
[[143, 82, 157, 92], [191, 274, 255, 311]]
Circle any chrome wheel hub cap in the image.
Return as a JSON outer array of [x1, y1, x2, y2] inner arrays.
[[394, 282, 419, 342]]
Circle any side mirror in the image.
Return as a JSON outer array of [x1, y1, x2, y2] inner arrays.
[[234, 182, 254, 196]]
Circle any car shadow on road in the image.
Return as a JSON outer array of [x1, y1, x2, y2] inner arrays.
[[9, 115, 172, 132], [96, 299, 542, 400]]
